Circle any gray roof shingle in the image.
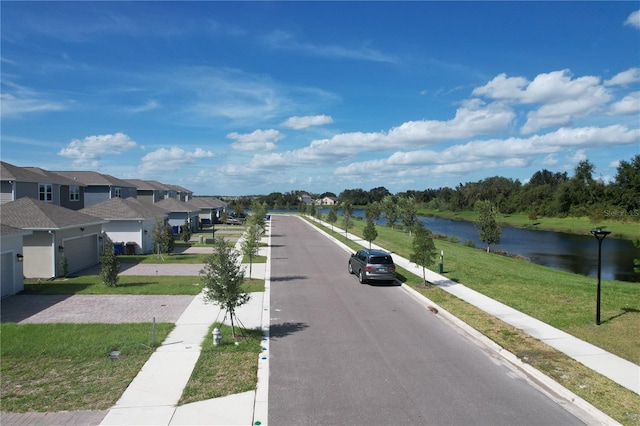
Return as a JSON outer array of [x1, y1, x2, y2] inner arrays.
[[0, 197, 105, 230], [81, 197, 167, 220]]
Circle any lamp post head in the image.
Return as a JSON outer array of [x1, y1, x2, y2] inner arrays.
[[590, 228, 611, 241]]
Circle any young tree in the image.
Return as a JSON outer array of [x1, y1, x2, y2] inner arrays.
[[152, 219, 174, 257], [326, 205, 338, 231], [363, 218, 378, 249], [410, 222, 437, 286], [100, 236, 120, 287], [342, 201, 353, 237], [475, 200, 501, 253], [201, 237, 250, 338], [398, 196, 418, 235], [181, 218, 192, 243], [381, 195, 398, 229], [365, 201, 381, 221], [241, 224, 262, 278]]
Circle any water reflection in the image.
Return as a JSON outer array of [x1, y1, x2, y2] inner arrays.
[[305, 208, 640, 282]]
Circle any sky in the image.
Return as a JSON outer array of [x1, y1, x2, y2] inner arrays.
[[1, 1, 639, 196]]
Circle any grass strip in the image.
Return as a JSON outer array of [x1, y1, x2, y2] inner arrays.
[[22, 276, 264, 295], [304, 215, 640, 425], [179, 324, 263, 405], [0, 322, 174, 413]]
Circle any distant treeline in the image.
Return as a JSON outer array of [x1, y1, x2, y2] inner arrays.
[[242, 154, 639, 221]]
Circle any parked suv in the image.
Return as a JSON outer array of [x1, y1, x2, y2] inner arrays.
[[348, 249, 396, 284]]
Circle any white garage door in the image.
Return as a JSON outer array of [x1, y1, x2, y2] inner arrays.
[[1, 252, 14, 297], [64, 235, 98, 274]]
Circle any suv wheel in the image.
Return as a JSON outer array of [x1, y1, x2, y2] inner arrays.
[[358, 270, 366, 284], [348, 262, 353, 274]]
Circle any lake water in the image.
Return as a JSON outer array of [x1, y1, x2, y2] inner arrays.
[[306, 208, 640, 282]]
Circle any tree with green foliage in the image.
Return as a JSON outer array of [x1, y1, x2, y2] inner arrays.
[[100, 236, 120, 287], [201, 237, 250, 338], [398, 196, 418, 235], [152, 219, 174, 257], [363, 218, 378, 249], [475, 200, 501, 253], [298, 202, 307, 215], [410, 222, 437, 286], [181, 218, 192, 243], [242, 224, 262, 278], [365, 201, 381, 221], [326, 205, 338, 231], [342, 201, 353, 237], [381, 195, 398, 229]]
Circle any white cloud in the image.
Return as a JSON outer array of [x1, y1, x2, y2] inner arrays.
[[262, 30, 398, 64], [333, 125, 639, 179], [248, 100, 515, 170], [473, 70, 613, 133], [127, 100, 159, 113], [58, 132, 137, 168], [281, 115, 333, 129], [604, 68, 640, 86], [138, 146, 214, 174], [608, 91, 640, 115], [624, 10, 640, 29], [227, 129, 283, 152], [0, 90, 67, 118]]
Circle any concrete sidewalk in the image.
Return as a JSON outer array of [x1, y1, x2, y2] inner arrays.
[[308, 216, 640, 396], [100, 232, 271, 426]]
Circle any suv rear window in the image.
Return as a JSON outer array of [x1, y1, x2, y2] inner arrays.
[[369, 255, 393, 265]]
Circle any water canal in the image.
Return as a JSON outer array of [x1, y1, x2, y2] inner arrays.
[[310, 208, 640, 282]]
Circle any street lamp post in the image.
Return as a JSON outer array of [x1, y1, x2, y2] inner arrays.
[[590, 228, 611, 326]]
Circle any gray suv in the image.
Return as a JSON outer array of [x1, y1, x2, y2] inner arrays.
[[348, 249, 396, 284]]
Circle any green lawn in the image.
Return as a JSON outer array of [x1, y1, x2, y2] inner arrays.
[[179, 324, 263, 405], [0, 322, 174, 412]]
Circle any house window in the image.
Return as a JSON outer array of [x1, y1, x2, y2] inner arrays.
[[39, 183, 53, 202], [70, 186, 80, 201], [114, 187, 122, 198]]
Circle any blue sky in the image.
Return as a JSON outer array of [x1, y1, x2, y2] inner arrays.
[[2, 2, 639, 196]]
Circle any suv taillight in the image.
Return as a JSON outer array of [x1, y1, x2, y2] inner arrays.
[[365, 265, 375, 271]]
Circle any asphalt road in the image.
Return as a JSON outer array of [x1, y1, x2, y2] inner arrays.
[[268, 215, 585, 426]]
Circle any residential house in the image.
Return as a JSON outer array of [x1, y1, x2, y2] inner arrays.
[[1, 224, 32, 297], [189, 196, 227, 224], [81, 197, 168, 255], [155, 198, 201, 233], [317, 196, 337, 205], [125, 179, 170, 204], [0, 197, 106, 279], [52, 171, 137, 207], [1, 161, 87, 210], [168, 184, 194, 202], [299, 194, 313, 205]]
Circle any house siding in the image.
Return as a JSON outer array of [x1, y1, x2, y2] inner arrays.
[[0, 234, 26, 297]]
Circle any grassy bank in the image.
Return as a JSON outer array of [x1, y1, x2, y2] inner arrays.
[[0, 322, 174, 412], [305, 215, 640, 425], [417, 208, 640, 240]]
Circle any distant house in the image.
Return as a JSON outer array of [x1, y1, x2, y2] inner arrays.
[[155, 198, 201, 233], [52, 170, 137, 207], [1, 161, 87, 210], [0, 197, 106, 279], [81, 197, 168, 255], [1, 223, 32, 297], [168, 184, 194, 202], [125, 179, 169, 204], [317, 196, 337, 205], [189, 196, 227, 224], [299, 194, 313, 205]]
